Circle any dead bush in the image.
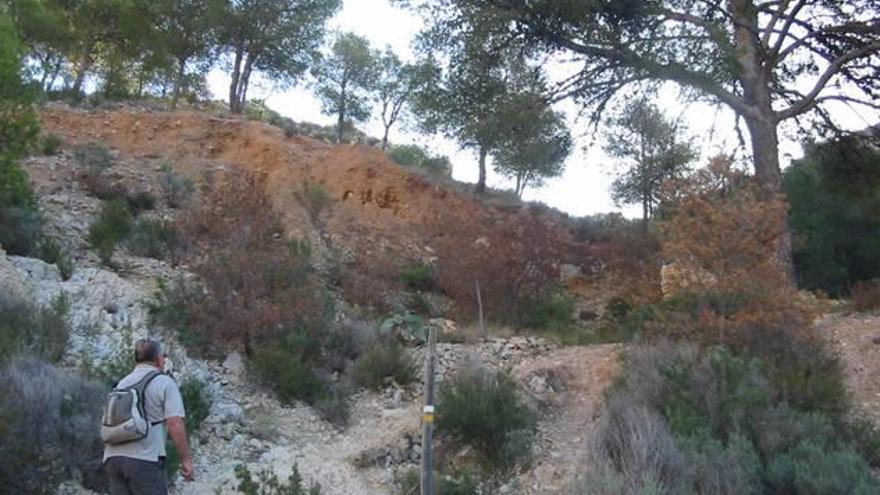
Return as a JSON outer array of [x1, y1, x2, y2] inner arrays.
[[850, 280, 880, 312], [430, 208, 580, 326], [173, 170, 328, 352]]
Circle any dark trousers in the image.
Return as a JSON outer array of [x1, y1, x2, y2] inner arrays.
[[105, 456, 167, 495]]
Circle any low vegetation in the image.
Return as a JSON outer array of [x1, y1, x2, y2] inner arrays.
[[87, 199, 133, 265], [436, 368, 537, 470], [158, 165, 195, 208], [353, 339, 415, 391], [0, 356, 106, 494], [0, 292, 69, 364], [388, 144, 452, 177], [234, 463, 322, 495]]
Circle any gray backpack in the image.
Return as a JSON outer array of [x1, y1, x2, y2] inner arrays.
[[100, 370, 162, 445]]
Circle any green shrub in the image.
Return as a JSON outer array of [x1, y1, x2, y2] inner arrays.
[[234, 463, 322, 495], [604, 297, 633, 321], [0, 357, 106, 494], [400, 263, 435, 291], [354, 340, 415, 391], [249, 329, 324, 404], [126, 218, 178, 260], [0, 293, 69, 364], [167, 378, 211, 478], [158, 165, 194, 208], [394, 469, 480, 495], [388, 144, 452, 177], [125, 190, 157, 214], [38, 237, 73, 280], [146, 277, 213, 353], [87, 199, 133, 265], [0, 156, 40, 256], [40, 134, 62, 155], [74, 143, 113, 172], [521, 290, 574, 331], [766, 441, 880, 494], [436, 368, 537, 469]]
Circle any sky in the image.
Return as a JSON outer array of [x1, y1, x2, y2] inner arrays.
[[206, 0, 879, 219]]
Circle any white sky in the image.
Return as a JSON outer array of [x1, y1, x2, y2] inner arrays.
[[206, 0, 879, 219]]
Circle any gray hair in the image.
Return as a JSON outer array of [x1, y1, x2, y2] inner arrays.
[[134, 339, 162, 363]]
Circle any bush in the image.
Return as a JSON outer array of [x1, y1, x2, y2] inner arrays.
[[87, 199, 133, 265], [126, 218, 178, 260], [167, 378, 211, 478], [354, 340, 415, 391], [783, 134, 880, 296], [125, 190, 157, 214], [0, 156, 41, 255], [40, 134, 62, 155], [400, 262, 435, 291], [579, 340, 879, 495], [146, 277, 213, 353], [388, 144, 452, 177], [74, 143, 113, 172], [38, 237, 73, 280], [521, 290, 574, 331], [0, 293, 69, 364], [234, 463, 322, 495], [249, 329, 324, 404], [158, 165, 194, 208], [851, 280, 880, 312], [0, 357, 106, 494], [436, 368, 537, 469]]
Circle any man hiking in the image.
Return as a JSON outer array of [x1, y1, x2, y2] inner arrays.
[[102, 339, 194, 494]]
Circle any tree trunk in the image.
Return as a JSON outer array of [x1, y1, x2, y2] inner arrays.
[[744, 115, 782, 189], [475, 146, 488, 194], [381, 125, 391, 150], [237, 55, 254, 111], [228, 46, 243, 113], [172, 57, 187, 109], [71, 43, 94, 99], [337, 85, 347, 143]]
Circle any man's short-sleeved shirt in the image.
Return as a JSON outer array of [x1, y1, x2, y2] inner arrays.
[[103, 364, 186, 463]]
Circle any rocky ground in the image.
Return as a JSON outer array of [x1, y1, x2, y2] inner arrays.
[[820, 312, 880, 425]]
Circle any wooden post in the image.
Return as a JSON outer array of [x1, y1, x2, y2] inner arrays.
[[420, 325, 436, 495], [475, 279, 485, 339]]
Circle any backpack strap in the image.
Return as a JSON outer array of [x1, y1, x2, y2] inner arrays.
[[129, 370, 163, 424]]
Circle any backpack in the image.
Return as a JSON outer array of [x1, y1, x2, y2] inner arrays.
[[100, 370, 163, 445]]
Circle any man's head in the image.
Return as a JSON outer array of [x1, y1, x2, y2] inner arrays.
[[134, 338, 165, 369]]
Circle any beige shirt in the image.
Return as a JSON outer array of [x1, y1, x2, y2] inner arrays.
[[103, 364, 186, 462]]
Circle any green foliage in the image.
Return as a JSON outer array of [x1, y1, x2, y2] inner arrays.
[[0, 293, 69, 364], [74, 143, 113, 173], [765, 441, 880, 494], [219, 0, 341, 112], [388, 144, 452, 177], [37, 236, 73, 280], [125, 190, 157, 214], [40, 133, 62, 155], [312, 32, 377, 141], [604, 97, 695, 221], [249, 329, 324, 404], [146, 277, 212, 352], [126, 217, 178, 260], [0, 13, 39, 158], [353, 340, 415, 391], [167, 377, 211, 478], [399, 262, 435, 291], [491, 92, 572, 197], [436, 368, 537, 469], [521, 290, 574, 331], [0, 357, 106, 494], [158, 165, 194, 208], [783, 133, 880, 296], [87, 199, 133, 265], [234, 463, 322, 495], [583, 339, 880, 495], [0, 156, 41, 256]]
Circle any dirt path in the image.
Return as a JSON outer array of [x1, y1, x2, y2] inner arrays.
[[820, 313, 880, 424], [513, 344, 621, 494]]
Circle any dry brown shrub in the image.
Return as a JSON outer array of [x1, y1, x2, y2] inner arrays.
[[174, 170, 326, 352], [851, 280, 880, 312], [592, 233, 663, 307], [430, 208, 581, 325], [655, 156, 814, 345]]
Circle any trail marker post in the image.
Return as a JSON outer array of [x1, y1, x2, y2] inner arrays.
[[420, 325, 437, 495]]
